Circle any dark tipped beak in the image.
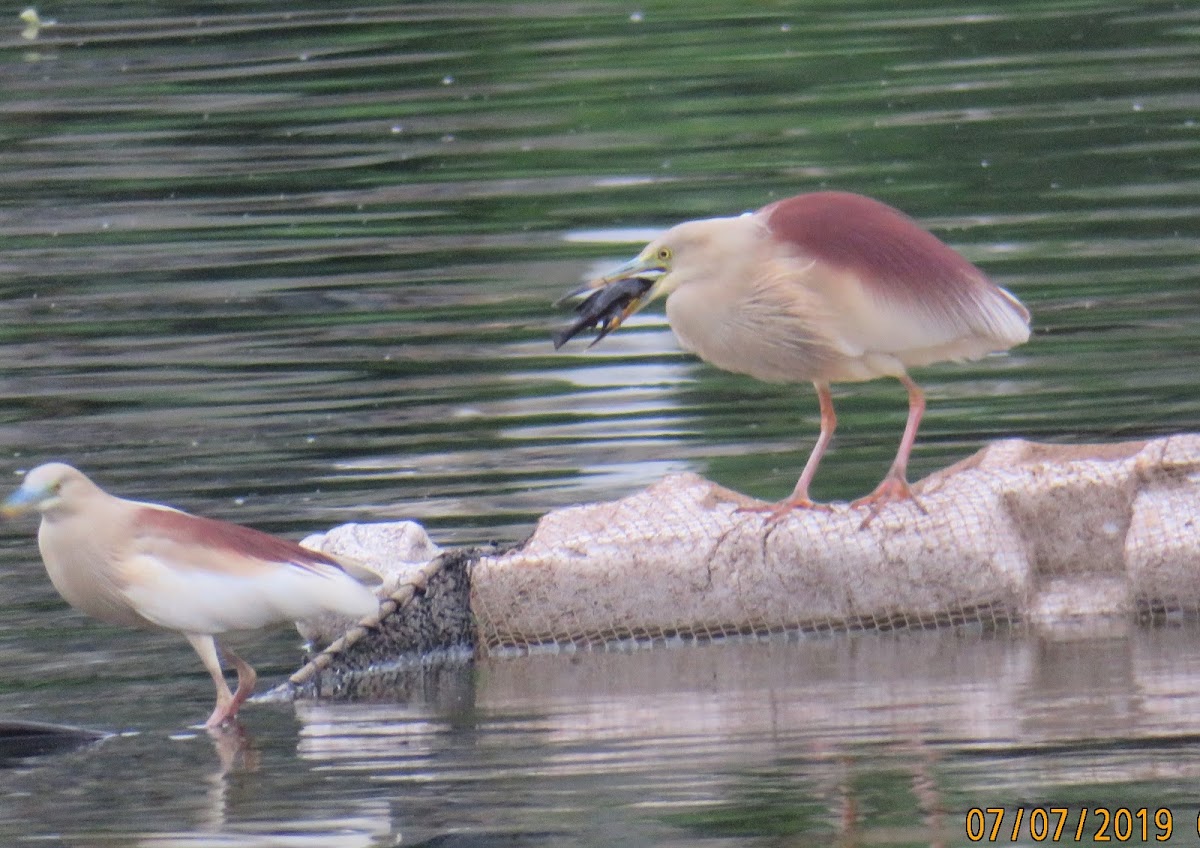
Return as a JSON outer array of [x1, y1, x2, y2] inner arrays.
[[554, 254, 666, 305], [1, 486, 38, 518]]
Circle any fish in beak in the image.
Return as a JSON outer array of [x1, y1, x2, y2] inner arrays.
[[552, 256, 665, 349]]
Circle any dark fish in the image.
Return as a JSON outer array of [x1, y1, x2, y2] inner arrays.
[[552, 276, 655, 350]]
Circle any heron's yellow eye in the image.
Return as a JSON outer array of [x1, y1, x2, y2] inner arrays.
[[656, 247, 672, 264]]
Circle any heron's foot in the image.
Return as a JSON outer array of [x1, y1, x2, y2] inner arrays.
[[203, 701, 238, 730], [851, 476, 926, 529], [738, 496, 834, 524]]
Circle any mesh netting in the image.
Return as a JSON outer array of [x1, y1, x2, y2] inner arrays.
[[279, 435, 1200, 694]]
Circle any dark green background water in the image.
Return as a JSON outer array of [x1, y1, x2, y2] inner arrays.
[[1, 2, 1198, 845]]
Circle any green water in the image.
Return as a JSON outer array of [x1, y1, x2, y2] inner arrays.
[[0, 2, 1198, 845]]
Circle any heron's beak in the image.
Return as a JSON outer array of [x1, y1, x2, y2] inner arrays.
[[1, 485, 40, 519], [556, 254, 666, 305], [600, 253, 668, 291], [552, 255, 665, 349]]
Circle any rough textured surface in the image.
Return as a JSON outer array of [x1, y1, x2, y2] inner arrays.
[[471, 434, 1200, 651], [275, 547, 484, 703], [296, 520, 443, 646], [283, 435, 1200, 692]]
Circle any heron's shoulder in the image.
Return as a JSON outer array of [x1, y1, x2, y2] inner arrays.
[[132, 504, 346, 573], [762, 193, 974, 286], [765, 192, 1027, 327]]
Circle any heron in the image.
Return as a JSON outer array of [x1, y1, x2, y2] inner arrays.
[[2, 462, 381, 728], [555, 191, 1030, 522]]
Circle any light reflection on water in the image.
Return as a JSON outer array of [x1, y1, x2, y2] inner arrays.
[[11, 629, 1200, 845], [1, 1, 1199, 844]]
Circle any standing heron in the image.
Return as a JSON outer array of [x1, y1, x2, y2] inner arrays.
[[2, 463, 381, 728], [554, 191, 1030, 521]]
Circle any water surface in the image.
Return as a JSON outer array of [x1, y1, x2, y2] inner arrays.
[[1, 1, 1199, 844]]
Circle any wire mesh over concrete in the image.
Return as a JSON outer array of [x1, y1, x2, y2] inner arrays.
[[281, 435, 1200, 696]]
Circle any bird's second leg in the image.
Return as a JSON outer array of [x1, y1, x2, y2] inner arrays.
[[222, 645, 258, 722], [852, 374, 928, 527], [740, 382, 837, 521]]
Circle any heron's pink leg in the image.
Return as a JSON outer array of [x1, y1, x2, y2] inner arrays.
[[741, 382, 837, 521], [185, 632, 236, 729], [852, 374, 928, 527], [222, 646, 257, 721], [185, 634, 258, 728]]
